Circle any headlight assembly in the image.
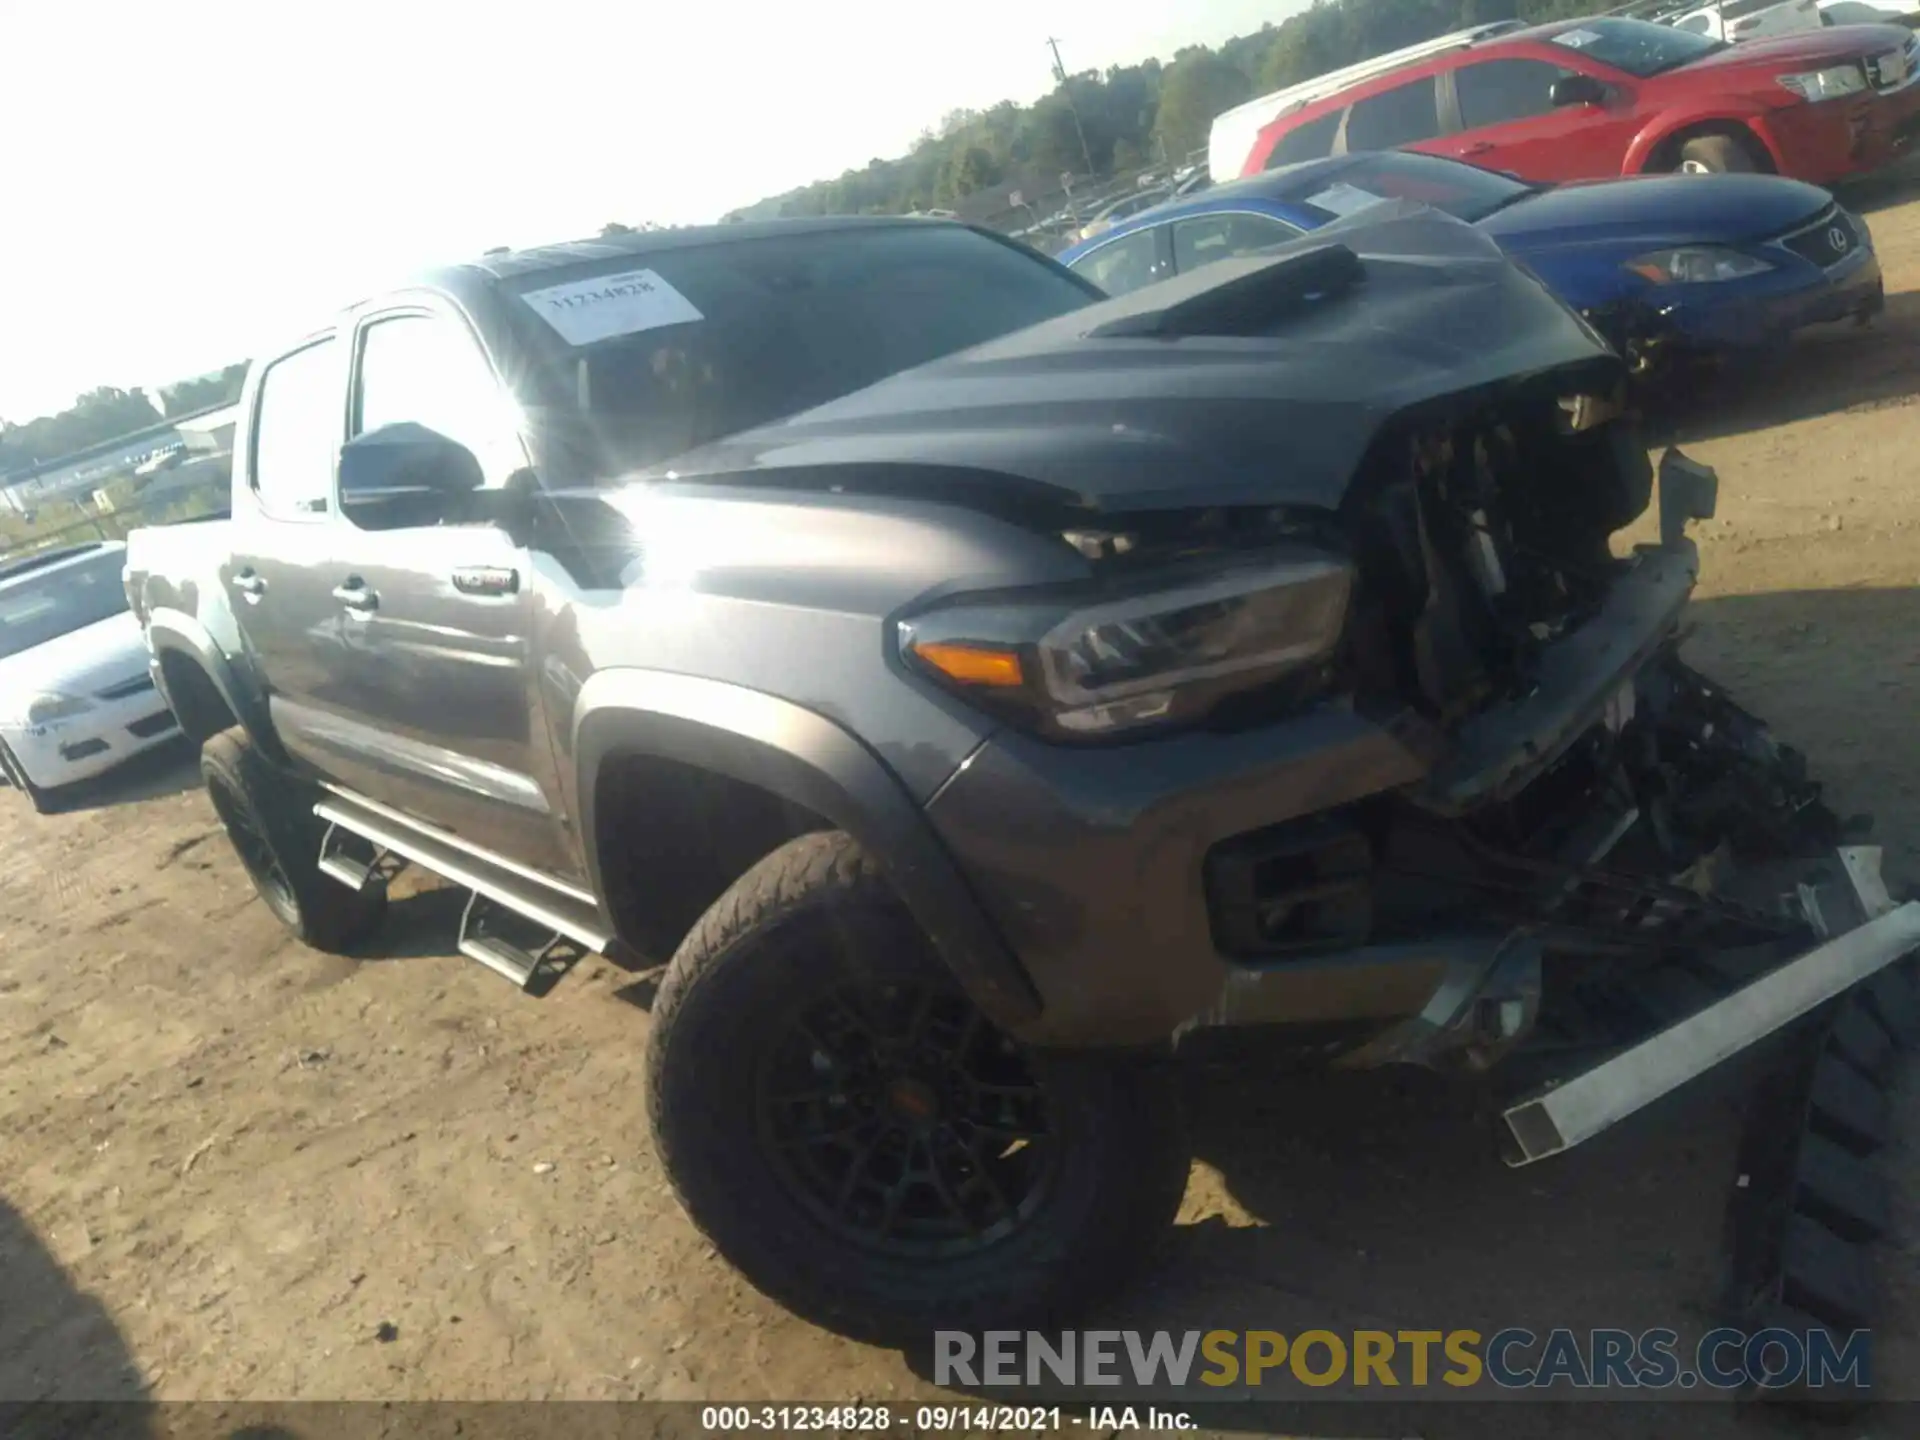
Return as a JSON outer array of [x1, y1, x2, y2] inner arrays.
[[1626, 247, 1775, 285], [1777, 65, 1870, 103], [900, 552, 1352, 741], [25, 693, 94, 726]]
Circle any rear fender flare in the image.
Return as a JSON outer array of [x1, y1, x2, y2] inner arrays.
[[144, 608, 286, 764], [572, 668, 1041, 1032]]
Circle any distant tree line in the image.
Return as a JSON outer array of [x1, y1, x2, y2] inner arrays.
[[0, 361, 249, 476], [732, 0, 1596, 220]]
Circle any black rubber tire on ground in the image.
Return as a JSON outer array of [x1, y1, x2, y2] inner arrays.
[[0, 740, 56, 815], [648, 830, 1191, 1344], [1677, 133, 1759, 175], [200, 725, 386, 953]]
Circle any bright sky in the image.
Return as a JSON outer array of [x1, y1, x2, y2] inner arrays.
[[0, 0, 1308, 424]]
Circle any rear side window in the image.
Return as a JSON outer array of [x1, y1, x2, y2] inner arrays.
[[250, 338, 339, 518], [1171, 213, 1299, 275], [1344, 79, 1442, 152], [1267, 110, 1344, 168], [1454, 59, 1574, 130]]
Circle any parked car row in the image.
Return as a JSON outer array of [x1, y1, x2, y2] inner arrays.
[[1059, 148, 1883, 370]]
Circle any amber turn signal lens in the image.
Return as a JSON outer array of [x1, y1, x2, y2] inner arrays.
[[911, 641, 1025, 688]]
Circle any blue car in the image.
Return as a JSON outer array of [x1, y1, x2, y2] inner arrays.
[[1056, 150, 1884, 368]]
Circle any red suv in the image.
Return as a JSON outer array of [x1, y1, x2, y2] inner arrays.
[[1239, 16, 1920, 186]]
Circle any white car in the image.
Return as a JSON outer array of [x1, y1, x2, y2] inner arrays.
[[0, 541, 180, 811], [1818, 0, 1920, 22], [1671, 0, 1825, 40]]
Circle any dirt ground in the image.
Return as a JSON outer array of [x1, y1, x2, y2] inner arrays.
[[5, 165, 1920, 1439]]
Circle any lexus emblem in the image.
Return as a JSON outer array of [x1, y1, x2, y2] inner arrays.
[[1829, 225, 1851, 253]]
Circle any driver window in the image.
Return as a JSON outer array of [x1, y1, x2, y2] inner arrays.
[[351, 313, 525, 486]]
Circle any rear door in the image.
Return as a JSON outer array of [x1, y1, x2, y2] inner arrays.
[[1436, 54, 1643, 181], [1337, 75, 1446, 156], [319, 300, 578, 879], [226, 332, 354, 777]]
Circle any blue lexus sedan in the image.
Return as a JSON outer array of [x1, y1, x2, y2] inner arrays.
[[1056, 150, 1884, 367]]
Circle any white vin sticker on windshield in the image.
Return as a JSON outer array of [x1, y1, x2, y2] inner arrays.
[[1554, 28, 1601, 49], [1305, 182, 1388, 219], [520, 268, 704, 347]]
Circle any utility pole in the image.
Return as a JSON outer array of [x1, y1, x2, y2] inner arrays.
[[1046, 36, 1098, 181]]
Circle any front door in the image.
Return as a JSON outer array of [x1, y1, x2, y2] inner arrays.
[[315, 302, 578, 880], [1434, 56, 1641, 183]]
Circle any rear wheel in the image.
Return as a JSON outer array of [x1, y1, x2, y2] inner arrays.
[[648, 830, 1191, 1343], [1676, 133, 1760, 175], [200, 726, 386, 952]]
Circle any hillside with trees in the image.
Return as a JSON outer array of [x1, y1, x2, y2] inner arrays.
[[731, 0, 1596, 220]]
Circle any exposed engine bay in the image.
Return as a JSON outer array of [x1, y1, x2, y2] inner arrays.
[[1206, 393, 1851, 1059]]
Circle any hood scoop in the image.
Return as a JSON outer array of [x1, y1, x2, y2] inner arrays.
[[1088, 244, 1365, 340]]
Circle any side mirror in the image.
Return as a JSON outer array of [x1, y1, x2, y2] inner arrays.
[[337, 422, 483, 525], [1549, 74, 1606, 108]]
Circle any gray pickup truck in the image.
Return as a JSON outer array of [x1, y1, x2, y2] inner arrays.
[[124, 208, 1920, 1345]]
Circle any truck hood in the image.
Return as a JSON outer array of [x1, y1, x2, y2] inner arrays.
[[632, 206, 1623, 517], [1478, 173, 1834, 251], [0, 611, 148, 707], [1649, 22, 1914, 82]]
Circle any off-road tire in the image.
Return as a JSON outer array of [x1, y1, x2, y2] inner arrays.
[[647, 829, 1191, 1343], [1677, 133, 1760, 175], [0, 740, 56, 815], [200, 725, 386, 953]]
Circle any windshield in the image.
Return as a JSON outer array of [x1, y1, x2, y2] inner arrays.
[[510, 224, 1099, 472], [0, 551, 129, 660], [1277, 152, 1534, 225], [1550, 18, 1727, 78]]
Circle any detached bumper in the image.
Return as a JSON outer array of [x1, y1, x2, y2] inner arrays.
[[1503, 849, 1919, 1166]]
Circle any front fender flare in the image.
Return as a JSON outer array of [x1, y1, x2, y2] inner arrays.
[[572, 668, 1041, 1032], [144, 608, 286, 764], [1625, 108, 1781, 174]]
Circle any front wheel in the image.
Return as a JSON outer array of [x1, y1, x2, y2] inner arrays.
[[200, 726, 386, 953], [0, 740, 56, 814], [647, 830, 1190, 1343], [1676, 133, 1759, 175]]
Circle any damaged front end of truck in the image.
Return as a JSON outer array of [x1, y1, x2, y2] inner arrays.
[[1044, 214, 1920, 1175]]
